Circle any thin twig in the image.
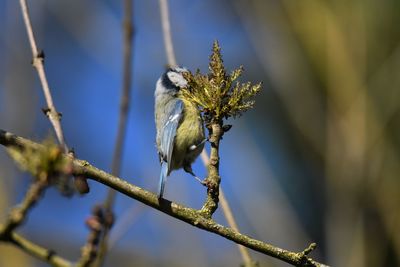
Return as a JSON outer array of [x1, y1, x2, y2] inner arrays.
[[219, 190, 256, 266], [159, 0, 177, 68], [0, 228, 71, 267], [19, 0, 66, 151], [0, 169, 68, 267], [94, 0, 134, 265], [105, 0, 134, 210], [0, 129, 330, 267], [77, 205, 113, 267], [19, 0, 86, 194], [1, 174, 48, 236], [107, 205, 145, 250]]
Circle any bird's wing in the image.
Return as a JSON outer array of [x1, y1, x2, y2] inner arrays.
[[160, 99, 184, 174], [158, 100, 183, 198]]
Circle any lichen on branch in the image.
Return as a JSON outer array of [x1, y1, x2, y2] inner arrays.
[[7, 138, 68, 180], [0, 129, 329, 267], [6, 137, 75, 196]]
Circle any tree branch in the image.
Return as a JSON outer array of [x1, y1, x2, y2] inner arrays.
[[77, 205, 113, 267], [0, 147, 69, 267], [19, 0, 88, 194], [1, 175, 48, 236], [105, 0, 134, 212], [159, 0, 177, 68], [0, 129, 329, 267], [19, 0, 66, 151], [95, 0, 134, 265], [0, 228, 71, 267], [200, 123, 223, 217]]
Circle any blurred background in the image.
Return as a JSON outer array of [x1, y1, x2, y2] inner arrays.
[[1, 0, 400, 266]]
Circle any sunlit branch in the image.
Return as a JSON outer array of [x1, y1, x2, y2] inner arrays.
[[0, 129, 329, 267]]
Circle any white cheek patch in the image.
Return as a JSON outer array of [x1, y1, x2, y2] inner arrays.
[[167, 71, 188, 88], [174, 67, 188, 73], [155, 78, 164, 96]]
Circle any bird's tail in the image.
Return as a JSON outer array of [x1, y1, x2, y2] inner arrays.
[[158, 162, 168, 198]]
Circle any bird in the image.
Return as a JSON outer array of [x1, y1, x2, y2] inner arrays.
[[154, 67, 206, 198]]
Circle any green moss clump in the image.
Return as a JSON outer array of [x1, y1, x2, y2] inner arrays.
[[7, 137, 68, 179], [181, 41, 262, 124]]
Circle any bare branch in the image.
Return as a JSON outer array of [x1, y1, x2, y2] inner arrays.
[[159, 0, 177, 67], [1, 175, 48, 236], [105, 0, 134, 211], [19, 0, 66, 150], [94, 0, 135, 265], [0, 144, 70, 267], [19, 0, 87, 194], [0, 129, 329, 267], [0, 228, 71, 267], [77, 205, 113, 267]]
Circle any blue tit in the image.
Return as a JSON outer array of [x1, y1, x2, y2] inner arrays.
[[154, 67, 206, 198]]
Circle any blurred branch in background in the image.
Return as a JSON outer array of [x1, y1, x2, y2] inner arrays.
[[0, 177, 71, 267], [201, 151, 257, 267], [0, 142, 72, 267], [95, 0, 134, 266], [78, 204, 114, 267], [159, 0, 177, 68], [233, 0, 324, 262], [233, 0, 326, 157], [0, 2, 40, 266], [104, 0, 134, 212], [231, 128, 319, 259], [0, 231, 70, 267], [235, 0, 400, 266], [281, 2, 400, 266], [1, 176, 48, 236]]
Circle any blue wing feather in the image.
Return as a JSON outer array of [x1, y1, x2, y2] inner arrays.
[[161, 100, 183, 171], [158, 162, 168, 198], [158, 99, 184, 198]]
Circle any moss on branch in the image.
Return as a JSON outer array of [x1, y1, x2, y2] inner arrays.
[[180, 41, 262, 217], [0, 129, 329, 267], [181, 41, 262, 123]]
